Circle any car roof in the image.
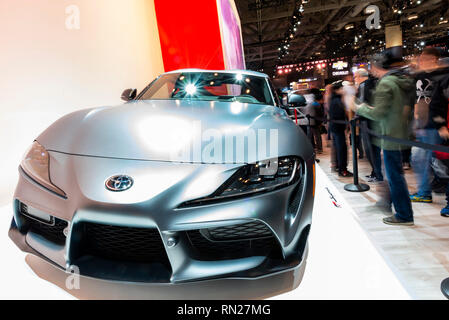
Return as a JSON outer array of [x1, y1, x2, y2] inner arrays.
[[163, 68, 269, 78]]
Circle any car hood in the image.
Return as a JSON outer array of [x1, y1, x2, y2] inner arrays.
[[37, 99, 311, 163]]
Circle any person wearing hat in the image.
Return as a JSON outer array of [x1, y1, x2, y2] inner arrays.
[[329, 80, 353, 177], [352, 51, 416, 226]]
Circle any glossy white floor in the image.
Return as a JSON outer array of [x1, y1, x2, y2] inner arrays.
[[0, 166, 410, 299]]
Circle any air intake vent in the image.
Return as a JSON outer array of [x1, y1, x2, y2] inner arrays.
[[20, 212, 68, 245], [82, 223, 169, 264], [206, 221, 273, 241], [186, 221, 282, 261]]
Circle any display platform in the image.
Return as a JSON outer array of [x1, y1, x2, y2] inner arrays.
[[0, 166, 411, 299]]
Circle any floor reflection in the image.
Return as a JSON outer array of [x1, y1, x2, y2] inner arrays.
[[25, 254, 306, 300]]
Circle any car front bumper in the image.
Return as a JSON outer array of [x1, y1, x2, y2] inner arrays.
[[9, 151, 315, 283]]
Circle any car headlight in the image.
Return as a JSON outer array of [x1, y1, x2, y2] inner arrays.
[[20, 141, 66, 197], [180, 156, 302, 207]]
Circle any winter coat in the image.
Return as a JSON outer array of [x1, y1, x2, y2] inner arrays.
[[356, 72, 415, 151], [328, 94, 347, 133]]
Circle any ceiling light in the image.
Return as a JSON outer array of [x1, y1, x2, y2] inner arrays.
[[407, 14, 418, 20]]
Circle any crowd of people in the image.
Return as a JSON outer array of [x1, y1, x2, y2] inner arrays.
[[292, 47, 449, 226]]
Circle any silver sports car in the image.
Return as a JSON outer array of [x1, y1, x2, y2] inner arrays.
[[9, 69, 315, 283]]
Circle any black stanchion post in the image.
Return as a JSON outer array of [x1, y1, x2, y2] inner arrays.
[[344, 118, 370, 192]]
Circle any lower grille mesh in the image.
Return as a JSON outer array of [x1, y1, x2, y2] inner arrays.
[[82, 223, 169, 263], [187, 221, 282, 261], [207, 221, 272, 241], [21, 213, 68, 245]]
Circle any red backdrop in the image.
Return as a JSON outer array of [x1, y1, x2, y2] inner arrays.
[[154, 0, 226, 71]]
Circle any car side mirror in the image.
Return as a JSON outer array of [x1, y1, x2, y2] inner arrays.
[[121, 88, 137, 101], [287, 94, 306, 108]]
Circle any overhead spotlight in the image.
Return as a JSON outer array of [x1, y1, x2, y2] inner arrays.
[[417, 0, 421, 4], [420, 41, 425, 46], [419, 24, 424, 27], [398, 10, 402, 14], [439, 20, 448, 24], [407, 14, 418, 20]]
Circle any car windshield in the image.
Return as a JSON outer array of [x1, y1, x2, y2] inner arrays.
[[138, 72, 275, 106]]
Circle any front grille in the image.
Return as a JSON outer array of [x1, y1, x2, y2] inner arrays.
[[82, 223, 169, 264], [21, 213, 68, 245], [187, 221, 282, 261], [206, 221, 272, 241]]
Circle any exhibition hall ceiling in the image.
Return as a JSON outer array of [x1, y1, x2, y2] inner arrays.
[[235, 0, 449, 74]]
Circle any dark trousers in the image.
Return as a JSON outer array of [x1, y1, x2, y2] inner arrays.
[[402, 148, 411, 164], [311, 125, 323, 151], [446, 183, 449, 205], [372, 144, 383, 181], [383, 149, 413, 222], [331, 130, 347, 172]]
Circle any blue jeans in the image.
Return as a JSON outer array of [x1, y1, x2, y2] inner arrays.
[[413, 129, 441, 197], [383, 149, 414, 222], [372, 144, 383, 181]]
